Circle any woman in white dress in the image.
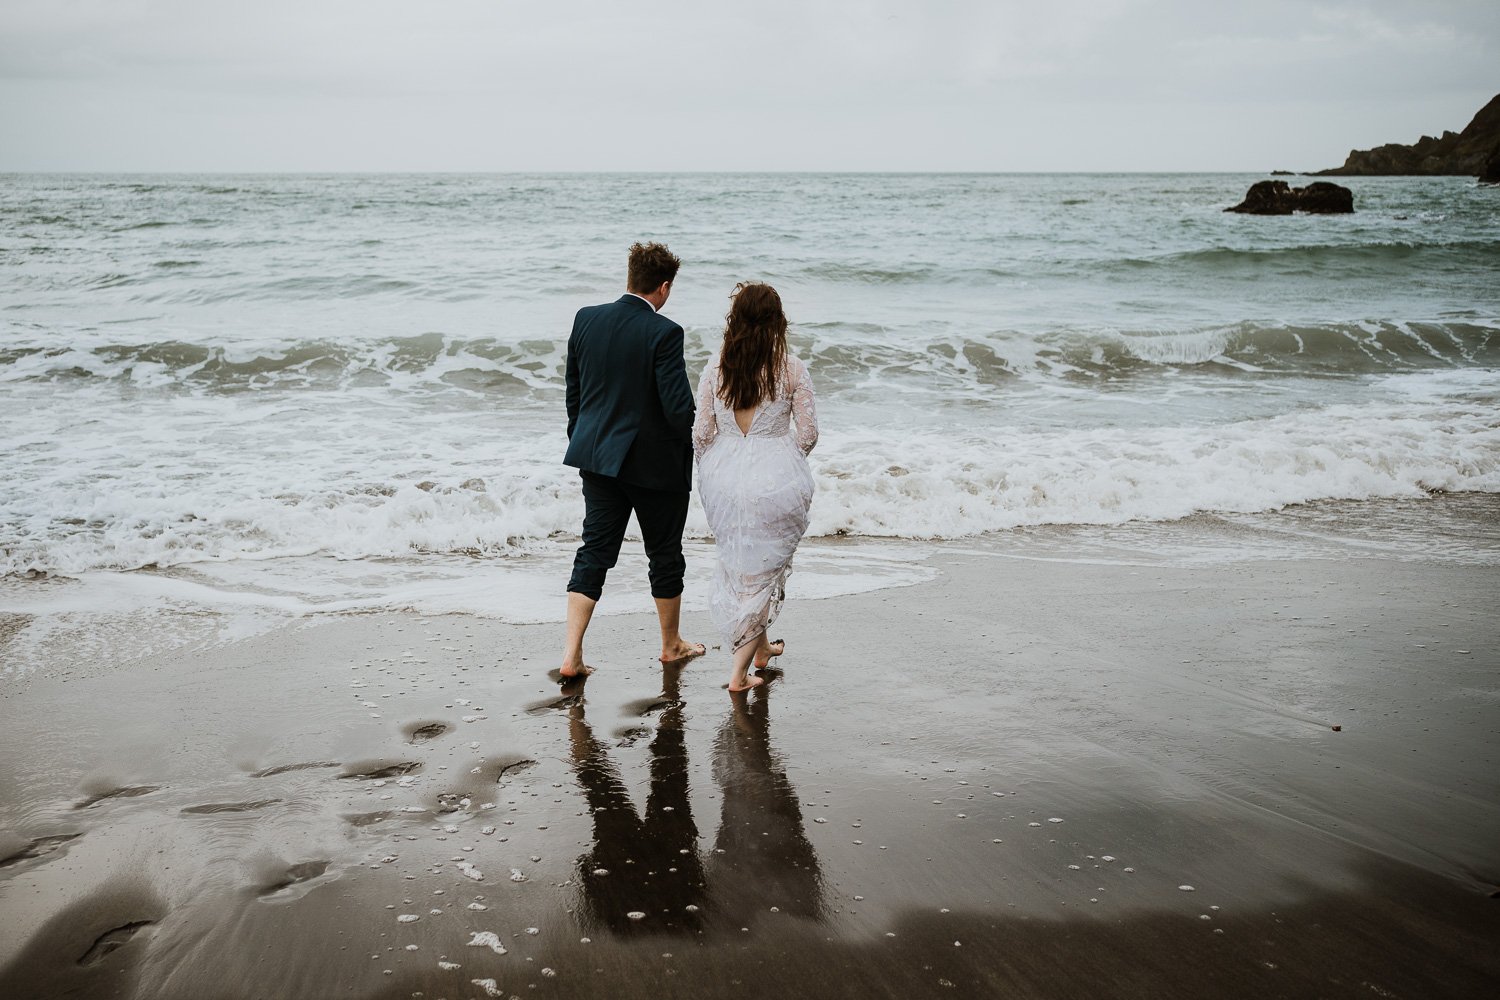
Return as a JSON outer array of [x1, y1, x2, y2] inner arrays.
[[692, 283, 819, 692]]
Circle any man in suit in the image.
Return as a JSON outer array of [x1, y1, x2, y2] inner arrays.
[[560, 242, 705, 678]]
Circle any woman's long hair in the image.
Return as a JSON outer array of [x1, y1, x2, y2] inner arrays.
[[717, 282, 787, 411]]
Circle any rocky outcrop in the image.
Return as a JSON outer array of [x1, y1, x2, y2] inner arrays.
[[1225, 180, 1353, 215], [1318, 94, 1500, 177], [1482, 148, 1500, 185]]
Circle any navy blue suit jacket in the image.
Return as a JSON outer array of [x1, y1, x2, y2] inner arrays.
[[564, 294, 695, 493]]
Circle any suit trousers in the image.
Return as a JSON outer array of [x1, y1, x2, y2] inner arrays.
[[567, 470, 689, 602]]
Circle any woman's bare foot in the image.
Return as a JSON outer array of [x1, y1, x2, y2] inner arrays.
[[753, 638, 784, 669], [728, 674, 765, 692], [659, 640, 707, 664]]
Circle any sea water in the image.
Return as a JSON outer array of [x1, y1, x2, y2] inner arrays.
[[1, 173, 1497, 666]]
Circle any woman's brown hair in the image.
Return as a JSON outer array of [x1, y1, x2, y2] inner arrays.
[[717, 282, 787, 411]]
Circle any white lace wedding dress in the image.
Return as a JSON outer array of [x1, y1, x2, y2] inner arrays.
[[692, 356, 819, 652]]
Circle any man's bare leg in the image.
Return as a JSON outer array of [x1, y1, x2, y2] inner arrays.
[[654, 595, 706, 663], [560, 591, 597, 678]]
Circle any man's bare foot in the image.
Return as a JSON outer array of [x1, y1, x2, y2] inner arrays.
[[659, 641, 707, 664], [753, 638, 784, 669], [558, 662, 595, 681], [727, 674, 765, 693]]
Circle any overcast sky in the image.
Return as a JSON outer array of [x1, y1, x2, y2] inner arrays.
[[1, 0, 1496, 172]]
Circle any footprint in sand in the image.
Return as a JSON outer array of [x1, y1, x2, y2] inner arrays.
[[180, 799, 281, 815], [523, 692, 582, 715], [404, 721, 451, 744], [480, 755, 538, 785], [338, 761, 423, 780], [258, 860, 332, 898], [620, 696, 681, 717], [0, 833, 81, 869], [250, 761, 341, 778], [73, 786, 161, 810], [78, 921, 155, 967]]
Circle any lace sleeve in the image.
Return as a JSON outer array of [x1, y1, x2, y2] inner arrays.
[[790, 356, 818, 456], [692, 363, 719, 459]]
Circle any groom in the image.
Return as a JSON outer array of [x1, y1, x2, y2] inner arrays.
[[560, 242, 704, 678]]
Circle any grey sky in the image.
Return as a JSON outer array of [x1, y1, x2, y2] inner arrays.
[[2, 0, 1496, 171]]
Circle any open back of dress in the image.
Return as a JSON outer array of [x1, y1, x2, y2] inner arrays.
[[693, 356, 819, 651]]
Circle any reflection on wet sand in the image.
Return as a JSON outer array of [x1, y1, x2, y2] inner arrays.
[[566, 664, 706, 936], [563, 669, 823, 937], [708, 689, 825, 924]]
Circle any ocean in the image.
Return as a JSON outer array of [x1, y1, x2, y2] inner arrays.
[[2, 173, 1498, 669]]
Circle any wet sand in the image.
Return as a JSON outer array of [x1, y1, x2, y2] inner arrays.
[[2, 543, 1498, 999]]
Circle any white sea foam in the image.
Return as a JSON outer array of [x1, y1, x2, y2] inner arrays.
[[3, 377, 1496, 577]]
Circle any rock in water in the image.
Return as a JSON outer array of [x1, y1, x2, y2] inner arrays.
[[1225, 180, 1298, 214], [1294, 181, 1355, 214], [1481, 147, 1500, 186], [1224, 180, 1353, 215]]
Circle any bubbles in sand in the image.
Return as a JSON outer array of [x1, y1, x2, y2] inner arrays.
[[593, 868, 609, 876], [438, 960, 461, 970], [1047, 817, 1064, 824], [508, 868, 528, 882], [525, 927, 539, 936], [481, 826, 496, 835], [541, 968, 557, 978], [468, 902, 488, 911], [1028, 822, 1041, 827], [397, 914, 420, 923], [1178, 884, 1195, 891], [685, 904, 699, 913], [626, 911, 646, 921], [1102, 855, 1116, 862], [458, 862, 484, 881], [471, 979, 503, 997], [466, 932, 507, 955]]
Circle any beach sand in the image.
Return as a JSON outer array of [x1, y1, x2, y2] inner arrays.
[[2, 534, 1498, 999]]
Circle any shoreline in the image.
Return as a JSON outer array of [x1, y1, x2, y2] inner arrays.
[[2, 517, 1499, 997]]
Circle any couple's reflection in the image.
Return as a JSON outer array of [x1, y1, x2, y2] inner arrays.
[[565, 666, 823, 936]]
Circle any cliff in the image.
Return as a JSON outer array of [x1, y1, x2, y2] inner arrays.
[[1317, 93, 1500, 178]]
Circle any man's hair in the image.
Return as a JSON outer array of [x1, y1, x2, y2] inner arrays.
[[626, 242, 681, 294]]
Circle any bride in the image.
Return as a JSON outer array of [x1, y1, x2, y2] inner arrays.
[[692, 283, 818, 692]]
